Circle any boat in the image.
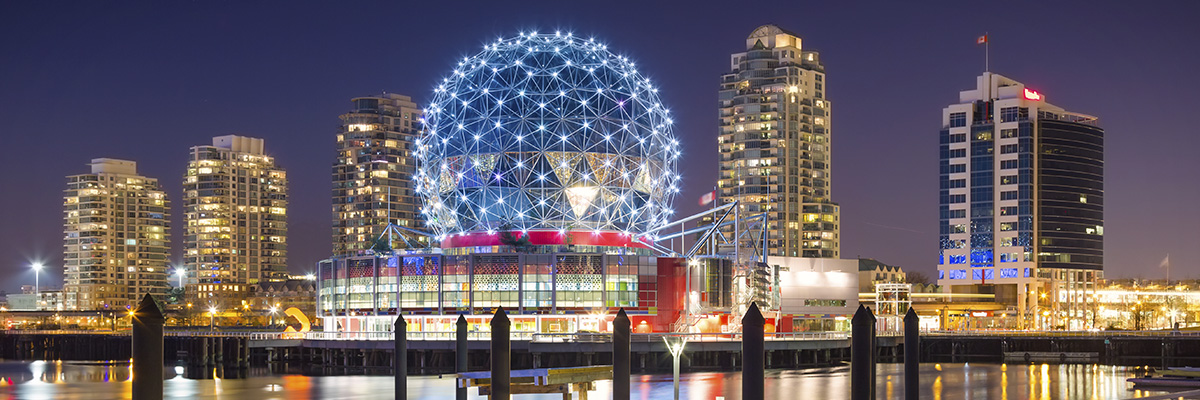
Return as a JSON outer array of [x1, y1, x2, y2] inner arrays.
[[1158, 367, 1200, 378], [1128, 376, 1200, 388]]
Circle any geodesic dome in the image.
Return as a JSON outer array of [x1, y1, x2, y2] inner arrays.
[[415, 30, 681, 245]]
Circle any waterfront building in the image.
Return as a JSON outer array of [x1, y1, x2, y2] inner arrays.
[[332, 94, 424, 257], [63, 158, 170, 310], [718, 25, 839, 258], [1094, 283, 1200, 331], [7, 290, 66, 311], [183, 135, 288, 308], [936, 72, 1104, 330], [775, 257, 859, 332], [320, 30, 682, 334], [858, 258, 907, 293], [317, 30, 861, 336]]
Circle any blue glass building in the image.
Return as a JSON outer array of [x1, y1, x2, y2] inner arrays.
[[937, 72, 1103, 330]]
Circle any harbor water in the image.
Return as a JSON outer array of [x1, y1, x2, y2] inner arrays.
[[0, 361, 1182, 399]]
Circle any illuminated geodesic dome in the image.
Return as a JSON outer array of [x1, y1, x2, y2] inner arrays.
[[415, 31, 681, 247]]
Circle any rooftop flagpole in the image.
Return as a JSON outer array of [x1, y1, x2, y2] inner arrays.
[[977, 33, 990, 72]]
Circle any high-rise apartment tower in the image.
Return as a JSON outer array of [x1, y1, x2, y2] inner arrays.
[[332, 94, 423, 257], [63, 158, 170, 310], [936, 72, 1103, 330], [718, 25, 839, 258], [184, 135, 288, 306]]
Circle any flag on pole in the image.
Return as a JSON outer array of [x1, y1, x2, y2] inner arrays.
[[976, 34, 988, 45], [1160, 255, 1170, 268], [698, 190, 716, 206]]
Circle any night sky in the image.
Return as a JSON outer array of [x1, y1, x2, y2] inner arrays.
[[2, 1, 1198, 293]]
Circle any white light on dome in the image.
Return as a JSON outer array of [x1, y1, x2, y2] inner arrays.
[[416, 30, 679, 239]]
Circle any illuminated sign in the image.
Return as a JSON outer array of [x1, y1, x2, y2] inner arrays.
[[1023, 88, 1042, 101]]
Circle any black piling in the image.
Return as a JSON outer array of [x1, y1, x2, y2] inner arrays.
[[395, 315, 407, 400], [131, 294, 164, 400], [241, 338, 250, 368], [214, 336, 223, 365], [613, 308, 631, 400], [456, 315, 468, 400], [742, 302, 765, 400], [851, 304, 876, 400], [904, 308, 919, 400], [490, 307, 511, 400], [201, 337, 211, 366]]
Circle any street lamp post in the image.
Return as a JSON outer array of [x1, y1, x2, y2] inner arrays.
[[174, 269, 186, 288], [663, 337, 687, 400], [208, 306, 218, 331], [269, 306, 278, 328], [31, 263, 43, 305]]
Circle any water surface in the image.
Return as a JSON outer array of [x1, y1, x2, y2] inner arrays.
[[0, 361, 1180, 399]]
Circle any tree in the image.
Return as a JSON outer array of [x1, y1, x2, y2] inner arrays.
[[561, 222, 577, 246], [906, 271, 932, 286], [165, 287, 185, 305], [497, 223, 533, 253]]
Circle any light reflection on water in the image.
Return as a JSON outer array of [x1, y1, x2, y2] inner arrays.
[[0, 361, 1182, 399]]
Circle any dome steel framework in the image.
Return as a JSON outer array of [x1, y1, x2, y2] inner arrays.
[[415, 31, 681, 246]]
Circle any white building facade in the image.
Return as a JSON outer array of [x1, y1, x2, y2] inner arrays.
[[773, 257, 858, 332]]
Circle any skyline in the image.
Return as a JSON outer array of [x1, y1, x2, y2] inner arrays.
[[2, 1, 1198, 292]]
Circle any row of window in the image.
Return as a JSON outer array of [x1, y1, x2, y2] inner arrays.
[[949, 108, 1029, 128], [945, 144, 1024, 158], [944, 250, 1028, 264], [803, 299, 847, 307], [942, 268, 1031, 280]]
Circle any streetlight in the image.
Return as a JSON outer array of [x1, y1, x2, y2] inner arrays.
[[304, 273, 315, 281], [31, 263, 43, 302], [269, 306, 279, 327], [208, 306, 218, 331], [663, 336, 688, 400], [174, 269, 186, 288]]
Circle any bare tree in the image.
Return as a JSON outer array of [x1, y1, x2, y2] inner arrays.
[[906, 271, 932, 286]]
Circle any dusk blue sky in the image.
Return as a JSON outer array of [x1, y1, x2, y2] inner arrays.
[[2, 1, 1198, 292]]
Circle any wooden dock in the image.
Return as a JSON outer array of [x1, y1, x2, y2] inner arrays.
[[457, 365, 613, 399]]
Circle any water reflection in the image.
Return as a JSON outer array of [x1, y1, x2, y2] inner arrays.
[[0, 362, 1185, 399]]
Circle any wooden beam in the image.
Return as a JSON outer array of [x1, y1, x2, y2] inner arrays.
[[479, 383, 569, 396]]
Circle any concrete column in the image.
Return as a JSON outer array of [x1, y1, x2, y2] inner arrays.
[[1017, 283, 1027, 330]]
